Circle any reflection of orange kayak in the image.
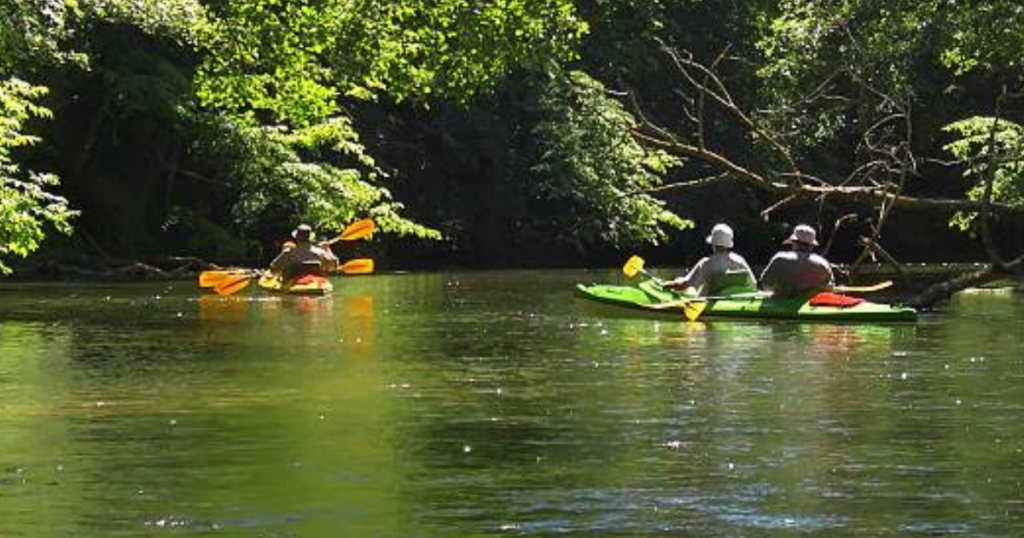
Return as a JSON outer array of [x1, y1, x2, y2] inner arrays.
[[258, 273, 334, 295]]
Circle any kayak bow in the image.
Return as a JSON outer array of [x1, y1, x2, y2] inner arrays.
[[258, 273, 334, 295]]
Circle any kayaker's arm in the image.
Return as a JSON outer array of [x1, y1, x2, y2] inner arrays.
[[663, 280, 688, 289], [665, 257, 709, 291], [269, 249, 290, 272], [316, 242, 339, 273], [663, 277, 690, 290]]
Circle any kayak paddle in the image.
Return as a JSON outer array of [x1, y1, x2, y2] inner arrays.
[[325, 218, 375, 246], [682, 301, 707, 322], [833, 280, 893, 293], [214, 271, 260, 295], [622, 255, 664, 285], [212, 259, 375, 296], [641, 290, 769, 312], [338, 258, 374, 275], [198, 269, 252, 288]]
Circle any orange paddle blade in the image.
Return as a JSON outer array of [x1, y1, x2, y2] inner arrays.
[[339, 219, 376, 241], [340, 258, 374, 275], [214, 274, 254, 296], [199, 271, 227, 288], [199, 270, 247, 288]]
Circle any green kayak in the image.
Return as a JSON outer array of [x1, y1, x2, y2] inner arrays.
[[575, 281, 917, 322]]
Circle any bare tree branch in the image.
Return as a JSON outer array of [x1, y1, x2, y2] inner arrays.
[[622, 172, 733, 197], [655, 38, 803, 180], [630, 122, 1024, 215]]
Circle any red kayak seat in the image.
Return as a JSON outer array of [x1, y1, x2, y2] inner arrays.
[[809, 292, 864, 307]]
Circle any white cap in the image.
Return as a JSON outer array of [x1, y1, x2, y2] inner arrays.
[[705, 223, 734, 249], [784, 224, 818, 246]]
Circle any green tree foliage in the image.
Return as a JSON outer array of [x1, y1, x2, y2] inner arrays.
[[757, 0, 933, 150], [190, 0, 597, 247], [943, 117, 1024, 231], [532, 69, 692, 250], [186, 112, 440, 240], [195, 0, 588, 125], [0, 0, 207, 71], [0, 0, 82, 70], [938, 1, 1024, 76], [0, 79, 77, 273], [758, 0, 1024, 150], [753, 0, 1024, 236]]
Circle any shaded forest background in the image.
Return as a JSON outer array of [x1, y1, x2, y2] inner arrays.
[[4, 0, 1024, 275]]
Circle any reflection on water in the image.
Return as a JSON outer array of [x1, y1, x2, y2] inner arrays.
[[1, 273, 1023, 537]]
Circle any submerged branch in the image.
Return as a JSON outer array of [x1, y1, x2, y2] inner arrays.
[[908, 255, 1024, 308]]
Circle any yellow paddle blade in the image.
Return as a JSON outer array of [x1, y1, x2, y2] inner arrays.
[[340, 218, 376, 241], [683, 300, 707, 321], [214, 274, 254, 296], [623, 255, 646, 279], [340, 258, 374, 275], [834, 280, 893, 293]]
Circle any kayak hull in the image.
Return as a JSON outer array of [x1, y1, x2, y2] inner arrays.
[[575, 282, 917, 322], [258, 274, 334, 295]]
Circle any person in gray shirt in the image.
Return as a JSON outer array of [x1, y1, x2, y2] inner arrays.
[[760, 224, 834, 299], [665, 223, 757, 296]]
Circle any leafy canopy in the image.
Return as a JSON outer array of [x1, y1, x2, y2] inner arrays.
[[758, 0, 1024, 150], [185, 112, 441, 241], [531, 69, 693, 250], [196, 0, 588, 126], [943, 117, 1024, 232], [192, 0, 589, 241], [0, 79, 77, 274]]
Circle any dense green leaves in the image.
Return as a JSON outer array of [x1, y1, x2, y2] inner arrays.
[[532, 69, 692, 250], [758, 0, 1024, 151], [0, 0, 208, 72], [0, 79, 77, 274], [196, 0, 587, 126], [185, 112, 440, 241], [943, 117, 1024, 231], [939, 1, 1024, 76]]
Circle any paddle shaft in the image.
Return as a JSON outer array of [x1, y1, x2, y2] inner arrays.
[[645, 281, 891, 311], [640, 269, 665, 286]]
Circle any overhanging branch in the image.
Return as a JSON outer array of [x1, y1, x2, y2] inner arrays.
[[631, 124, 1024, 216]]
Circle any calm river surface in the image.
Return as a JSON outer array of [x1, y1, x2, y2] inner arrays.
[[0, 270, 1022, 537]]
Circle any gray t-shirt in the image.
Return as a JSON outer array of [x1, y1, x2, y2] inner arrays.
[[680, 251, 757, 295], [760, 251, 834, 298]]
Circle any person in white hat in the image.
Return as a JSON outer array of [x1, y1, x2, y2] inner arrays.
[[664, 223, 757, 296], [270, 223, 339, 279], [759, 223, 834, 298]]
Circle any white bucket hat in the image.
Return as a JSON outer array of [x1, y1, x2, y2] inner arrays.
[[706, 223, 734, 249], [291, 224, 315, 242], [783, 224, 818, 246]]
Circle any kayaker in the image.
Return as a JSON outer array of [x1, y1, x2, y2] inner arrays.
[[760, 224, 834, 299], [664, 223, 757, 295], [269, 224, 339, 279]]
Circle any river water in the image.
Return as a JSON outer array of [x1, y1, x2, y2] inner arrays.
[[0, 270, 1022, 537]]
